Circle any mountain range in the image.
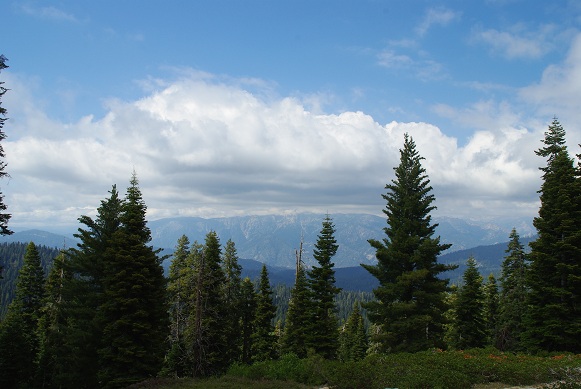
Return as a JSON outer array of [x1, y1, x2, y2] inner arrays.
[[1, 213, 536, 290]]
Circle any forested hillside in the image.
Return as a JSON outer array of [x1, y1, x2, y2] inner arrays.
[[0, 242, 60, 317]]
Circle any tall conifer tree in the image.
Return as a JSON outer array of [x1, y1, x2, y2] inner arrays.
[[222, 239, 243, 364], [451, 257, 486, 349], [62, 185, 123, 388], [0, 242, 45, 388], [338, 303, 368, 361], [240, 277, 257, 364], [524, 118, 581, 353], [307, 215, 341, 359], [483, 273, 499, 347], [98, 173, 168, 388], [37, 251, 72, 389], [498, 229, 528, 351], [362, 134, 454, 352], [165, 235, 192, 377], [252, 264, 277, 362], [187, 232, 228, 376], [282, 263, 312, 357]]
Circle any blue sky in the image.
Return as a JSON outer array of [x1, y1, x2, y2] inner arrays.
[[1, 0, 581, 231]]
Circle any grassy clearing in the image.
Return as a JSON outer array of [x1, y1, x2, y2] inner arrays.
[[130, 350, 581, 389]]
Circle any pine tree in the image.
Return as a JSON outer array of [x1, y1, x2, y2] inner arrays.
[[222, 239, 243, 365], [36, 251, 72, 388], [252, 264, 277, 362], [452, 257, 486, 349], [165, 235, 191, 377], [524, 118, 581, 353], [362, 134, 454, 352], [62, 185, 123, 388], [240, 277, 257, 364], [0, 54, 12, 236], [281, 263, 312, 357], [339, 303, 368, 361], [307, 215, 341, 359], [98, 173, 169, 388], [483, 273, 499, 347], [0, 242, 45, 388], [498, 228, 528, 351], [187, 232, 228, 376]]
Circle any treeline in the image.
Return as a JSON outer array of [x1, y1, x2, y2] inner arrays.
[[0, 177, 367, 388]]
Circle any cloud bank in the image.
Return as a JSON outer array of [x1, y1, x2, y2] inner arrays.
[[2, 75, 543, 230]]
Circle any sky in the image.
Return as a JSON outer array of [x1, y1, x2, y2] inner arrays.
[[1, 0, 581, 232]]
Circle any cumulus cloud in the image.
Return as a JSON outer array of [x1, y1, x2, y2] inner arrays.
[[1, 70, 551, 229], [520, 32, 581, 125]]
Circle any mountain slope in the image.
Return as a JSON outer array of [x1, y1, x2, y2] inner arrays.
[[148, 213, 534, 268]]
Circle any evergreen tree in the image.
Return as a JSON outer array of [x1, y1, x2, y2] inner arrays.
[[62, 185, 123, 388], [240, 277, 257, 364], [222, 239, 243, 365], [0, 54, 12, 236], [165, 235, 192, 377], [452, 257, 486, 349], [362, 134, 454, 352], [36, 251, 72, 388], [307, 215, 341, 359], [498, 228, 528, 351], [0, 242, 45, 388], [252, 264, 277, 362], [281, 263, 312, 358], [98, 173, 169, 388], [483, 273, 499, 347], [187, 232, 228, 376], [338, 303, 368, 361], [524, 118, 581, 353]]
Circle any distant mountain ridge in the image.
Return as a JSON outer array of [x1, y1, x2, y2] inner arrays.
[[2, 213, 535, 269], [146, 213, 534, 268]]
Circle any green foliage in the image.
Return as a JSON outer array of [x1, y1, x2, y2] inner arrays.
[[0, 310, 34, 389], [164, 235, 192, 377], [281, 265, 312, 358], [338, 302, 368, 362], [0, 242, 46, 388], [524, 118, 581, 353], [498, 228, 529, 351], [240, 277, 257, 364], [451, 256, 486, 349], [97, 174, 169, 388], [307, 215, 341, 359], [0, 242, 59, 318], [227, 349, 581, 389], [483, 273, 500, 347], [36, 251, 73, 388], [252, 264, 277, 362], [362, 133, 455, 353], [221, 239, 243, 365]]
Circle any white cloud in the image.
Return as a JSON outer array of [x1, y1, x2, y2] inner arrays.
[[474, 24, 558, 59], [520, 32, 581, 126], [416, 7, 461, 36], [1, 71, 549, 229]]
